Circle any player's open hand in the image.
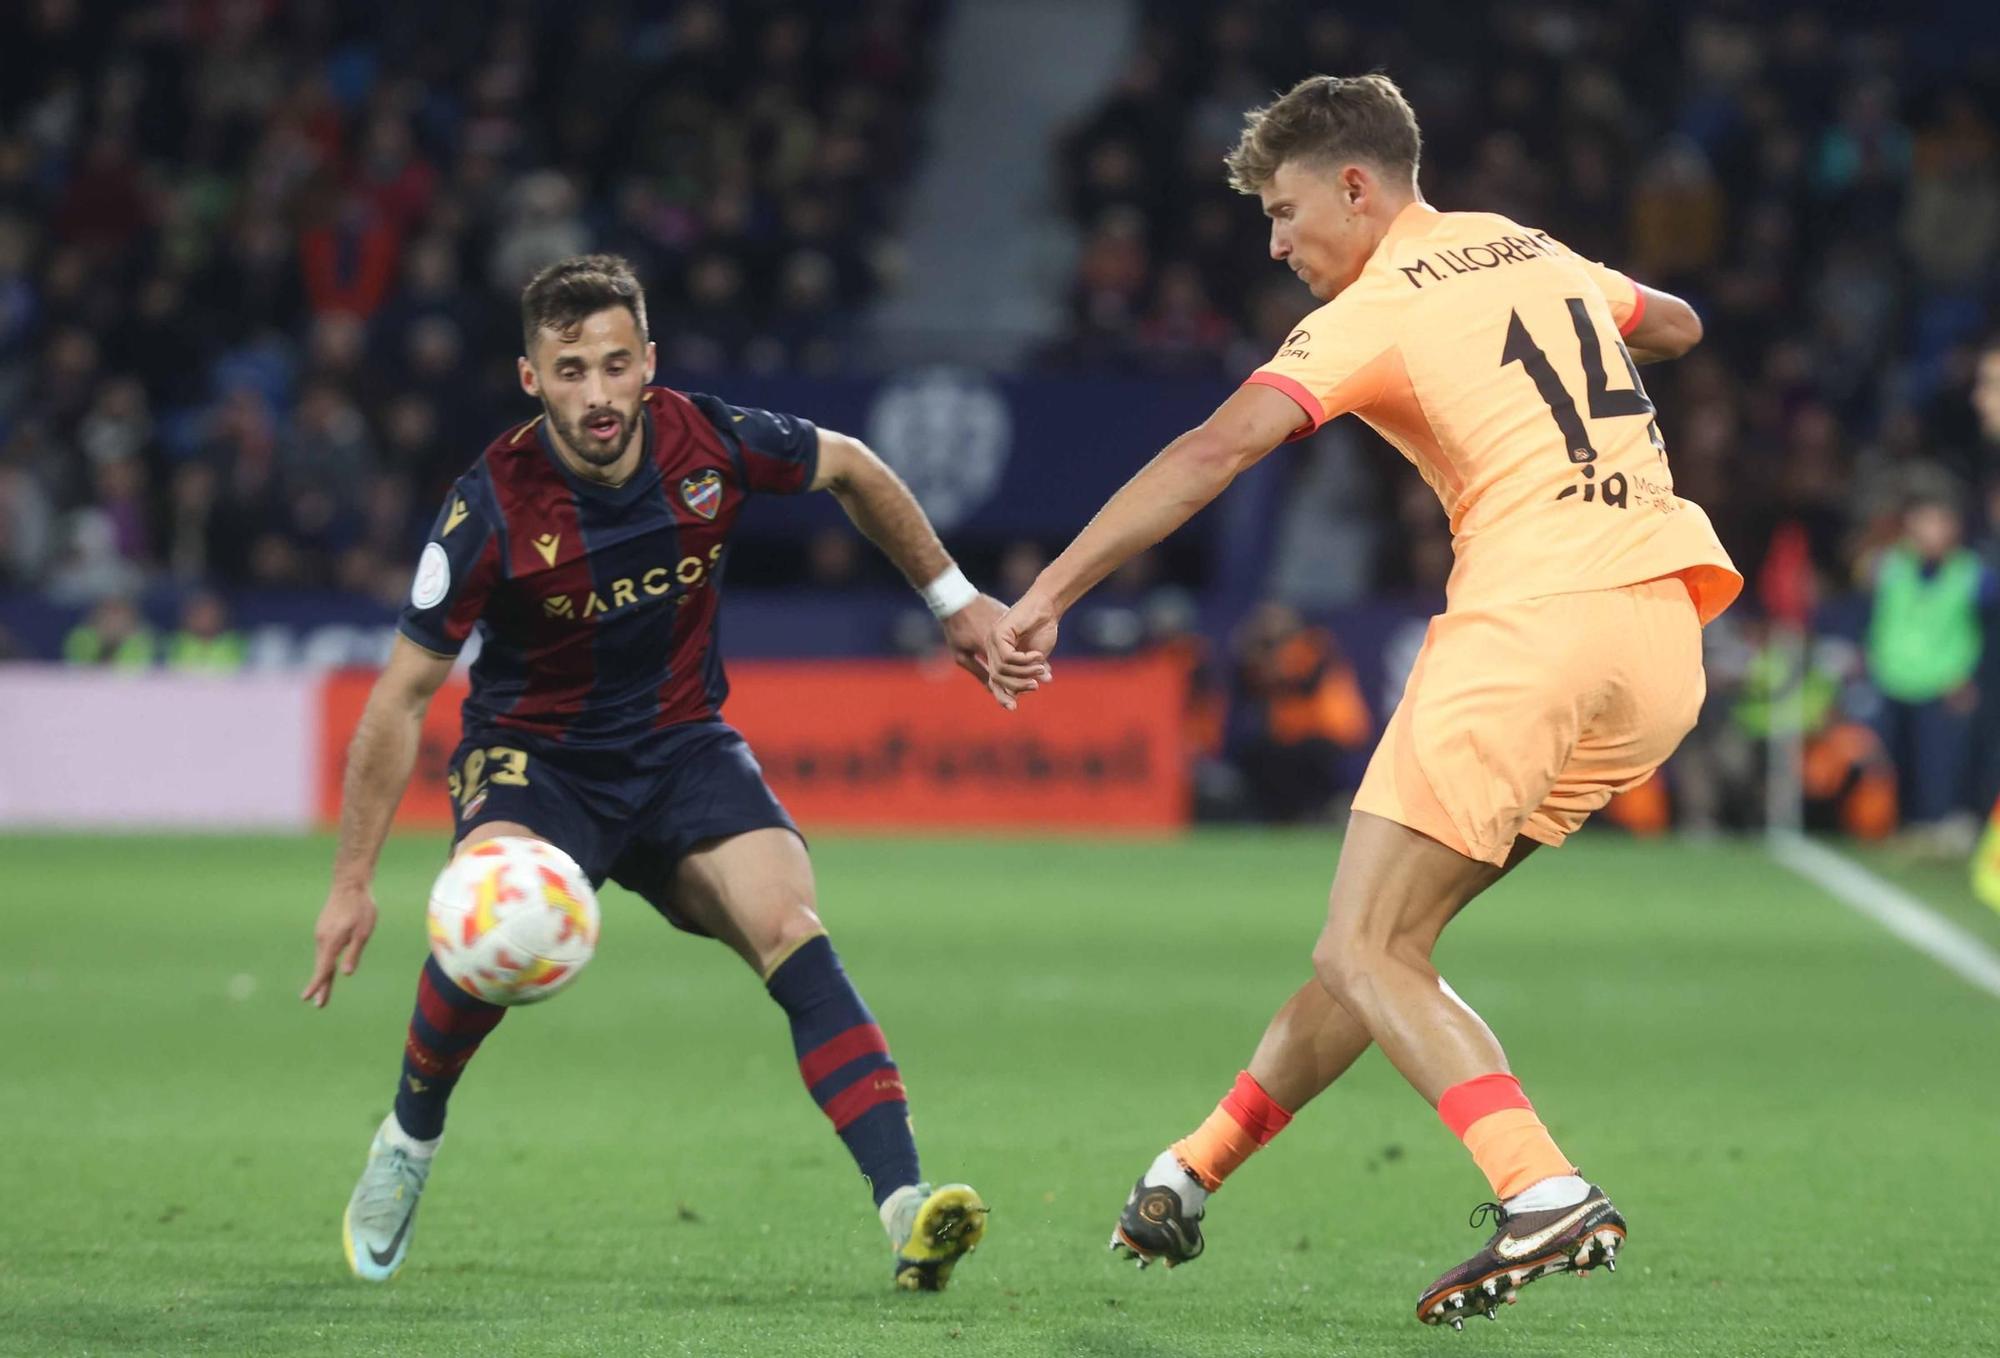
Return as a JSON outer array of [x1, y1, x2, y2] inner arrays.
[[940, 593, 1014, 684], [303, 880, 379, 1008], [986, 592, 1060, 711]]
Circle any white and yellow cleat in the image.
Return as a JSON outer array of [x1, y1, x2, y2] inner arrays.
[[885, 1182, 988, 1291], [341, 1114, 436, 1282]]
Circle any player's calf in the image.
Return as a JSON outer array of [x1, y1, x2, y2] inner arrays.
[[763, 930, 995, 1289], [395, 956, 507, 1141], [765, 935, 923, 1200]]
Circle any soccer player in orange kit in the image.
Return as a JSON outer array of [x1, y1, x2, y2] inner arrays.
[[985, 74, 1742, 1329]]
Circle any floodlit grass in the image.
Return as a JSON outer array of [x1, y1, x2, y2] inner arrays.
[[5, 830, 1994, 1356]]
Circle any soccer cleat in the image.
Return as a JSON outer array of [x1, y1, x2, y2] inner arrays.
[[1108, 1174, 1206, 1269], [888, 1182, 988, 1291], [341, 1119, 435, 1282], [1414, 1185, 1625, 1328]]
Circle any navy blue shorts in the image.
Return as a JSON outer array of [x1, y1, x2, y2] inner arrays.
[[446, 720, 800, 934]]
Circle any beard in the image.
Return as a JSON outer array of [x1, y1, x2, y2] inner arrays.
[[548, 400, 639, 468]]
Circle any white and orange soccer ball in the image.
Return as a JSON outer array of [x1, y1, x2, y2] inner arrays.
[[426, 836, 600, 1005]]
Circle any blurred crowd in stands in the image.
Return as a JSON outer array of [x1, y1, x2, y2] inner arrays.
[[0, 0, 939, 603], [9, 0, 2000, 840], [1052, 1, 2000, 838], [1056, 3, 1999, 595]]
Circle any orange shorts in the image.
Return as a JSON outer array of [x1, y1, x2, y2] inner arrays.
[[1352, 576, 1706, 866]]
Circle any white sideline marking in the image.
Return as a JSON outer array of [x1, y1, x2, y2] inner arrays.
[[1767, 831, 2000, 1000]]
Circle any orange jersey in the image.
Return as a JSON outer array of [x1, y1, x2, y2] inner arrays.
[[1248, 203, 1741, 624]]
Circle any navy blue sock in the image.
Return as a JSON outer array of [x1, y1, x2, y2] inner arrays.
[[393, 956, 506, 1141], [765, 934, 922, 1206]]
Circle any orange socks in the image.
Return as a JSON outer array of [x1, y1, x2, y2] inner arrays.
[[1437, 1072, 1574, 1199], [1171, 1071, 1570, 1201], [1171, 1071, 1294, 1191]]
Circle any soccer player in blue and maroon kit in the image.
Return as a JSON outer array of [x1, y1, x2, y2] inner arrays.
[[302, 255, 1029, 1289]]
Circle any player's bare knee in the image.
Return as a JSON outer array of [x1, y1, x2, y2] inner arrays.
[[454, 820, 541, 855], [1311, 933, 1372, 1010], [755, 903, 828, 974], [1313, 910, 1426, 1003]]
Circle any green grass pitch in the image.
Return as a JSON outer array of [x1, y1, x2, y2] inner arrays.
[[5, 829, 1997, 1357]]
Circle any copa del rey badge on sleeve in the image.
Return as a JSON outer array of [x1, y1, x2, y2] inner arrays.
[[411, 542, 450, 609]]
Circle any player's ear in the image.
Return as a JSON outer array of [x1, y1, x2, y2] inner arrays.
[[1343, 163, 1368, 208], [644, 340, 657, 384], [518, 354, 539, 398]]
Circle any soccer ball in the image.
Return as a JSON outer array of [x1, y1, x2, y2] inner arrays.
[[426, 837, 600, 1005]]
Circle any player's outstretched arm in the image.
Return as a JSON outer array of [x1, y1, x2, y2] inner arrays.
[[1623, 283, 1703, 365], [302, 636, 454, 1008], [810, 428, 1033, 687], [982, 382, 1301, 708]]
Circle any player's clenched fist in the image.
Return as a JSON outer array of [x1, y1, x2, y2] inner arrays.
[[985, 591, 1060, 711]]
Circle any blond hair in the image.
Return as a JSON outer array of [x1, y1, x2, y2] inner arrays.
[[1224, 73, 1421, 193]]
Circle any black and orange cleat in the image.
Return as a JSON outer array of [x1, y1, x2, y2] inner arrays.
[[1109, 1175, 1206, 1269], [1415, 1187, 1625, 1329]]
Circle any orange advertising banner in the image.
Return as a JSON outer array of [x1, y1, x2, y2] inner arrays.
[[317, 669, 468, 832], [318, 655, 1189, 833]]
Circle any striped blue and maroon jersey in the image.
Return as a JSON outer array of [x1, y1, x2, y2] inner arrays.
[[398, 385, 817, 746]]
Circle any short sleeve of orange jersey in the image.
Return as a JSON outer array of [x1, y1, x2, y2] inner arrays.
[[1244, 298, 1399, 441], [1569, 254, 1646, 338]]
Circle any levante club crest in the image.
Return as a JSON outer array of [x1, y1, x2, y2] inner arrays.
[[681, 470, 722, 520]]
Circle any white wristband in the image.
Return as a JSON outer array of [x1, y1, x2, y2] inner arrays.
[[921, 565, 979, 619]]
